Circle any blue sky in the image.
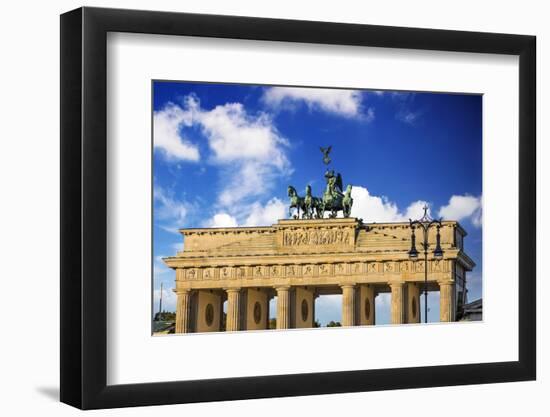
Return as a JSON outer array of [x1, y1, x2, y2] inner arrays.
[[152, 81, 482, 325]]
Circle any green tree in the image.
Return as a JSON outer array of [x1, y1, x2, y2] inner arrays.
[[154, 311, 176, 322], [326, 321, 342, 327]]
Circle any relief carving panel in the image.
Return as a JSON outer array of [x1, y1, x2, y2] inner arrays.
[[282, 227, 353, 247]]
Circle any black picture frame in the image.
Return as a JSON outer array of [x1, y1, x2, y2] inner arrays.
[[60, 6, 536, 410]]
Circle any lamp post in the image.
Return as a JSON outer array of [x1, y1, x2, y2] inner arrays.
[[408, 205, 444, 323]]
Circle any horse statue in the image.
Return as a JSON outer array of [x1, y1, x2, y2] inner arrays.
[[319, 171, 353, 218], [287, 185, 306, 219], [304, 185, 323, 219], [286, 146, 354, 219], [342, 184, 353, 218]]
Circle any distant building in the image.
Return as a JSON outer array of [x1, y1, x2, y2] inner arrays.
[[459, 298, 482, 321]]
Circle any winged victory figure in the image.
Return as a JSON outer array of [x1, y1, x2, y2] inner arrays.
[[319, 145, 332, 165]]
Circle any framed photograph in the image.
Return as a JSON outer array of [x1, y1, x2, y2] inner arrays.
[[60, 7, 536, 409]]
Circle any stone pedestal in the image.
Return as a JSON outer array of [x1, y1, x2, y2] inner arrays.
[[175, 289, 192, 333], [226, 288, 241, 331], [341, 284, 356, 326]]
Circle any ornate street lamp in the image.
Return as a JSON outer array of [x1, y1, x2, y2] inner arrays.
[[408, 205, 443, 323]]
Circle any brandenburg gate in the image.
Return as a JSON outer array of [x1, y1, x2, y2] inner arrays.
[[163, 217, 475, 333]]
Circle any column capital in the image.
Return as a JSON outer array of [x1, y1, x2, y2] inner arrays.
[[340, 283, 356, 289], [175, 288, 192, 295], [275, 286, 291, 292], [438, 280, 455, 286], [389, 281, 404, 288]]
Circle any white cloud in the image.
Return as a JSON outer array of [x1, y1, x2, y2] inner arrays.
[[153, 103, 200, 161], [314, 294, 342, 325], [364, 108, 375, 123], [262, 86, 369, 119], [376, 293, 391, 307], [207, 213, 238, 228], [350, 186, 429, 223], [205, 198, 286, 228], [217, 160, 283, 207], [154, 184, 190, 233], [154, 255, 172, 276], [157, 95, 291, 207], [396, 109, 421, 124], [438, 194, 482, 227], [244, 198, 286, 226], [153, 284, 177, 313], [390, 92, 422, 125], [404, 200, 431, 221], [196, 100, 289, 168], [351, 186, 401, 222]]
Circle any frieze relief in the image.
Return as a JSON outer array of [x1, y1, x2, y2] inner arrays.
[[235, 267, 245, 279], [286, 265, 297, 277], [178, 258, 451, 282], [253, 266, 264, 277], [186, 268, 198, 280], [352, 263, 363, 275], [203, 268, 216, 280], [220, 267, 231, 279], [282, 227, 353, 247], [415, 261, 425, 273], [319, 264, 331, 276], [335, 263, 347, 275], [303, 264, 315, 276]]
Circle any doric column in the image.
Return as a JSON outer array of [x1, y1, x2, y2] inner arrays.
[[276, 286, 291, 329], [439, 281, 456, 322], [341, 284, 356, 326], [175, 289, 192, 333], [226, 288, 241, 331], [390, 282, 405, 324]]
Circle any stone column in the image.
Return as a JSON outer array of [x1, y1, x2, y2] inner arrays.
[[390, 282, 405, 324], [175, 289, 192, 333], [276, 286, 291, 329], [406, 283, 421, 324], [226, 288, 241, 331], [341, 284, 356, 326], [439, 281, 456, 322]]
